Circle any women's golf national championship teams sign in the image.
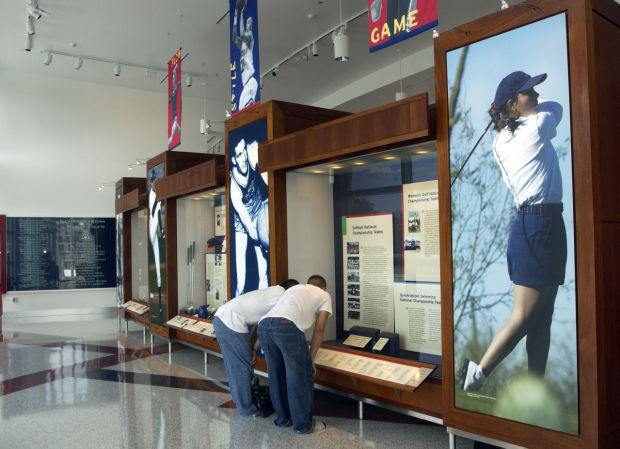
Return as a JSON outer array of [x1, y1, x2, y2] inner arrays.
[[168, 49, 182, 151], [368, 0, 438, 52], [229, 0, 260, 115]]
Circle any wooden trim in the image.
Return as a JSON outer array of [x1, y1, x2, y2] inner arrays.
[[154, 159, 225, 201], [115, 188, 141, 214], [258, 94, 430, 172]]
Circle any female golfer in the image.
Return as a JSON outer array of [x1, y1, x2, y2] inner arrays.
[[461, 71, 567, 390]]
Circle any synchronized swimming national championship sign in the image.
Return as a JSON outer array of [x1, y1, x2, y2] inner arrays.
[[368, 0, 438, 52]]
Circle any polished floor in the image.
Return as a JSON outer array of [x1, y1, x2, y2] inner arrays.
[[0, 317, 477, 449]]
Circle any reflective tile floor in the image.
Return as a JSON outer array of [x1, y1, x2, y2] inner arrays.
[[0, 318, 477, 449]]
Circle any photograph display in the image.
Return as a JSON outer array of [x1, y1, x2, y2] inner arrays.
[[205, 252, 227, 309], [228, 118, 269, 298], [342, 213, 394, 332], [447, 14, 578, 434], [148, 163, 166, 323]]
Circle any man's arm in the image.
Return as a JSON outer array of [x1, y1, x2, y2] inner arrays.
[[230, 175, 258, 240], [250, 324, 259, 366], [309, 310, 329, 376]]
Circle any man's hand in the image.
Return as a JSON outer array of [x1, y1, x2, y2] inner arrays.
[[250, 349, 257, 367], [312, 362, 317, 377]]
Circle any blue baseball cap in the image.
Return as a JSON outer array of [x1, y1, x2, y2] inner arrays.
[[493, 71, 547, 108]]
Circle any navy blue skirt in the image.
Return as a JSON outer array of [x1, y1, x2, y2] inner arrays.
[[506, 206, 567, 287]]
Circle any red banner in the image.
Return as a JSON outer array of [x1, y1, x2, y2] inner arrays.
[[168, 49, 182, 151], [368, 0, 438, 52]]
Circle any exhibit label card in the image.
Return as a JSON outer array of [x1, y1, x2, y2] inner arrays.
[[393, 282, 441, 355], [402, 181, 440, 282], [342, 213, 394, 332]]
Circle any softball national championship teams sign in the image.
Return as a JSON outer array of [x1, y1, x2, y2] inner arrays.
[[368, 0, 438, 52]]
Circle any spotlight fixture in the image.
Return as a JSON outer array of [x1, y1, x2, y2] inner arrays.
[[260, 77, 264, 89], [500, 0, 510, 10], [432, 29, 439, 39], [333, 27, 349, 62], [113, 63, 120, 76], [225, 110, 232, 118], [43, 51, 52, 65], [185, 75, 192, 87], [24, 35, 33, 51], [74, 57, 83, 70], [25, 16, 35, 35], [333, 0, 349, 62], [311, 42, 319, 57], [200, 118, 211, 135], [271, 66, 280, 77]]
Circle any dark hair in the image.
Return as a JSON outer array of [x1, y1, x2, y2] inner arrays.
[[279, 279, 299, 290], [307, 275, 327, 289], [489, 96, 520, 133]]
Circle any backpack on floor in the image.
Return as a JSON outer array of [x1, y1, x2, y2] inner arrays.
[[250, 376, 274, 417]]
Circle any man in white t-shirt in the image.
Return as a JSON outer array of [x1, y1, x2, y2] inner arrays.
[[213, 279, 298, 416], [257, 275, 332, 434]]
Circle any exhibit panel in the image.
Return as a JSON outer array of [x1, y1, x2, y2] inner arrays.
[[145, 151, 215, 338], [261, 95, 443, 420], [130, 209, 148, 301], [434, 0, 619, 447]]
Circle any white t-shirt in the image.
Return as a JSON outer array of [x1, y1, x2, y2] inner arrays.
[[260, 284, 332, 332], [214, 286, 285, 333], [492, 100, 563, 208]]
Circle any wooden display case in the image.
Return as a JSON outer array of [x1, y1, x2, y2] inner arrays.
[[115, 177, 148, 327], [258, 94, 441, 420], [146, 152, 219, 339], [434, 0, 619, 447]]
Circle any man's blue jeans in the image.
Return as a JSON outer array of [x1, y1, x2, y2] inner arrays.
[[213, 316, 259, 416], [257, 317, 314, 433]]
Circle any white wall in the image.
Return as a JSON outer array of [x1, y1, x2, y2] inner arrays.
[[286, 172, 337, 341], [0, 70, 227, 314]]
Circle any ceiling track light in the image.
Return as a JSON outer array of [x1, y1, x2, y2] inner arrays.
[[43, 51, 52, 65], [500, 0, 510, 10], [74, 57, 83, 70], [271, 66, 280, 77], [113, 63, 120, 76], [25, 16, 35, 35], [24, 34, 33, 51], [333, 27, 349, 62], [311, 42, 319, 57], [185, 75, 192, 87]]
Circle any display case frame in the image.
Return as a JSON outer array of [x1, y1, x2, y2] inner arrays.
[[434, 0, 619, 447], [259, 94, 442, 420], [115, 177, 148, 327]]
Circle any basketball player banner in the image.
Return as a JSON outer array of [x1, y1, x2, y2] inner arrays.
[[229, 0, 260, 115], [368, 0, 438, 52], [168, 49, 182, 151]]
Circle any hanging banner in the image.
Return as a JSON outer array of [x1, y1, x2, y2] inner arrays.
[[368, 0, 438, 53], [229, 0, 260, 115], [342, 213, 395, 333], [168, 49, 182, 151]]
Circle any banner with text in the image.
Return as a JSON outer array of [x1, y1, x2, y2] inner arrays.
[[368, 0, 438, 53], [167, 49, 182, 150], [342, 213, 394, 332], [394, 282, 441, 355], [402, 180, 440, 282], [230, 0, 260, 115]]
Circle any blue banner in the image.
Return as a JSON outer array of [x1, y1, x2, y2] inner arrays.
[[230, 0, 260, 115]]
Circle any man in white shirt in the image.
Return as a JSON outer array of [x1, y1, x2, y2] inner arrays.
[[257, 275, 332, 434], [213, 279, 298, 416]]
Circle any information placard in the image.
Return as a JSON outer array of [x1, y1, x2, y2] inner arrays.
[[6, 217, 115, 291], [342, 213, 394, 332], [393, 282, 441, 355], [402, 181, 440, 282]]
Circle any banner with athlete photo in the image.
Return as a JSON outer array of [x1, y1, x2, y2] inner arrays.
[[368, 0, 438, 52], [229, 0, 260, 115], [168, 49, 182, 151]]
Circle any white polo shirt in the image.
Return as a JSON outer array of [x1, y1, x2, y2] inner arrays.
[[260, 284, 332, 332], [214, 286, 285, 333], [492, 100, 563, 208]]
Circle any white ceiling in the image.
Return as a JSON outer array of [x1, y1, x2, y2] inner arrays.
[[1, 1, 507, 114]]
